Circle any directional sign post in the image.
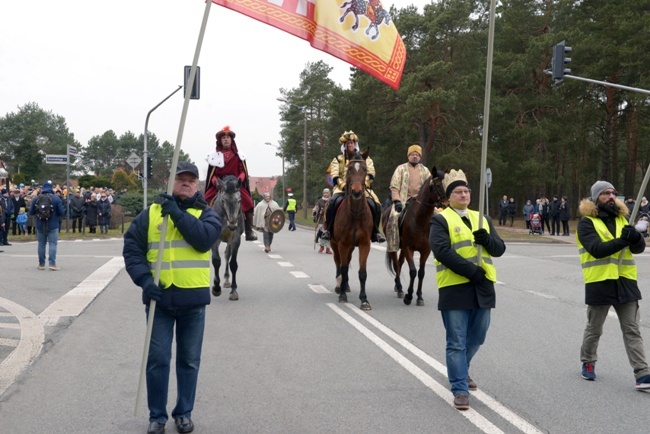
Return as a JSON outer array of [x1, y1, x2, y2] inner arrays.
[[45, 155, 68, 164], [485, 167, 492, 216], [67, 145, 78, 155]]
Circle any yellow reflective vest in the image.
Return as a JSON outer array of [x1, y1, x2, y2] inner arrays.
[[286, 198, 297, 211], [435, 208, 497, 289], [146, 204, 211, 289], [577, 215, 636, 283]]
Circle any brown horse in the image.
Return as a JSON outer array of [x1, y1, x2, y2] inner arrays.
[[382, 167, 447, 306], [330, 150, 374, 310]]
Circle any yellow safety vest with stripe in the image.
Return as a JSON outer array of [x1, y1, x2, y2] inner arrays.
[[435, 207, 497, 289], [576, 215, 636, 283], [146, 204, 211, 289], [286, 198, 297, 211]]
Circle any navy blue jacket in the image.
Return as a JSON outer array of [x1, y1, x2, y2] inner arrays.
[[28, 184, 66, 231], [123, 191, 221, 308]]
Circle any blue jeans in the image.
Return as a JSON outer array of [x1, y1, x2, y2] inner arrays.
[[145, 305, 206, 423], [288, 211, 296, 230], [441, 308, 491, 396], [99, 223, 109, 233], [37, 227, 59, 266]]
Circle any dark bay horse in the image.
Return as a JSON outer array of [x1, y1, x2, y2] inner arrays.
[[211, 175, 243, 301], [382, 167, 447, 306], [330, 150, 374, 310]]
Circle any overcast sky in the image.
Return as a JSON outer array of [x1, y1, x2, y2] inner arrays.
[[0, 0, 425, 179]]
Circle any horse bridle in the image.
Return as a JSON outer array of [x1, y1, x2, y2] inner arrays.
[[415, 176, 447, 209]]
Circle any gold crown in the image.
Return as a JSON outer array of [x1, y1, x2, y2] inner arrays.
[[339, 130, 358, 144], [442, 169, 468, 191]]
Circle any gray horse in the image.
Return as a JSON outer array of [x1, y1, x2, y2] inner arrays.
[[211, 175, 243, 301]]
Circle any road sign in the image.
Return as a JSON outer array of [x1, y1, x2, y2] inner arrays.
[[67, 145, 78, 155], [126, 152, 142, 169], [45, 154, 68, 164], [485, 167, 492, 188]]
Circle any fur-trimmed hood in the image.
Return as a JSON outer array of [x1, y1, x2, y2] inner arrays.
[[578, 197, 628, 218]]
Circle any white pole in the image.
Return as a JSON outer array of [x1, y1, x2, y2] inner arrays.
[[134, 0, 213, 416], [477, 0, 497, 264]]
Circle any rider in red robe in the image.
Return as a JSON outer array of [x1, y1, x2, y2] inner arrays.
[[204, 125, 257, 241]]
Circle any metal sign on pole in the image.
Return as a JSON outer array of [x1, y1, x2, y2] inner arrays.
[[126, 152, 142, 170], [45, 155, 68, 164], [485, 167, 492, 216]]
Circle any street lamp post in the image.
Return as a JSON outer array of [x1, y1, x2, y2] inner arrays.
[[277, 98, 308, 219], [143, 85, 183, 209], [265, 142, 285, 205]]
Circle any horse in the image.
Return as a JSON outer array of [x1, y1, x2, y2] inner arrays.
[[381, 167, 448, 306], [340, 0, 392, 40], [211, 175, 244, 301], [329, 150, 374, 310]]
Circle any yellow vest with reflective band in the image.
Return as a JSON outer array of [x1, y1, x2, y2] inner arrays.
[[577, 215, 636, 283], [146, 204, 211, 289], [286, 198, 297, 211], [435, 207, 497, 289]]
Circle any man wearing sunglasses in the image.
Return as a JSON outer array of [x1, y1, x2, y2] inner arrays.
[[577, 181, 650, 390]]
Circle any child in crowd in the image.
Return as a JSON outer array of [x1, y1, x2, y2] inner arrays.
[[16, 207, 27, 236]]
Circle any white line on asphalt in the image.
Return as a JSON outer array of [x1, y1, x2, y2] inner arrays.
[[277, 262, 294, 267], [0, 297, 44, 397], [328, 303, 504, 433], [290, 271, 309, 278], [525, 290, 557, 300], [0, 323, 20, 330], [0, 338, 20, 347], [308, 284, 330, 294], [268, 254, 282, 259], [38, 257, 125, 326], [343, 304, 544, 434]]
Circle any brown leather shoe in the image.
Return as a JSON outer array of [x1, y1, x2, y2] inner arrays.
[[453, 393, 470, 410], [467, 377, 477, 391]]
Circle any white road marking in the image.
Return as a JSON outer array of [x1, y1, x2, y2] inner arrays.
[[328, 303, 505, 433], [0, 323, 20, 330], [38, 257, 125, 326], [290, 271, 309, 278], [268, 254, 282, 259], [341, 304, 544, 434], [0, 338, 20, 347], [525, 290, 557, 300], [0, 297, 44, 397], [277, 262, 294, 267], [308, 284, 330, 294]]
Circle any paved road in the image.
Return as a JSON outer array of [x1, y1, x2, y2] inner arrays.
[[0, 230, 649, 433]]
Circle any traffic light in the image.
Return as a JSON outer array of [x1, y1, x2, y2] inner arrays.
[[551, 40, 572, 84], [184, 66, 200, 99], [146, 157, 153, 179]]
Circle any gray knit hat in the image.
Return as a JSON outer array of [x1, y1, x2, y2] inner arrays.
[[590, 180, 615, 201]]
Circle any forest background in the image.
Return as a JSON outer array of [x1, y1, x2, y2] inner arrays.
[[1, 0, 649, 219]]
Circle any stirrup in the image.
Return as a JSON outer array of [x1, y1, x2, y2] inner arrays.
[[320, 230, 330, 241]]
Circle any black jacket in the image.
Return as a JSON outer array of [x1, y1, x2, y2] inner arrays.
[[430, 211, 506, 310], [577, 198, 645, 305], [123, 192, 221, 308]]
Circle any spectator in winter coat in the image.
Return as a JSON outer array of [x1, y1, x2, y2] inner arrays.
[[550, 195, 561, 235], [10, 189, 26, 236], [97, 192, 112, 234], [0, 189, 14, 245], [29, 181, 66, 270], [498, 195, 509, 226], [538, 197, 551, 234], [523, 200, 535, 229], [85, 195, 98, 233], [560, 196, 571, 236], [640, 197, 649, 215], [507, 197, 516, 227], [69, 190, 85, 233]]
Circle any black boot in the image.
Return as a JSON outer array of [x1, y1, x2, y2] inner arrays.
[[244, 210, 258, 241], [321, 197, 338, 241], [370, 199, 386, 243]]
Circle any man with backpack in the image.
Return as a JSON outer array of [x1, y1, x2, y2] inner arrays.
[[29, 181, 65, 270]]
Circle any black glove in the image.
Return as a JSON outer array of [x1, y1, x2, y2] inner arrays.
[[470, 266, 486, 284], [159, 193, 183, 222], [473, 228, 490, 246], [143, 281, 163, 301], [621, 225, 641, 244], [393, 200, 403, 213]]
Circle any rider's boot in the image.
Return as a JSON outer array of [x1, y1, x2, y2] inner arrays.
[[369, 199, 386, 243], [244, 210, 258, 241], [321, 201, 335, 241]]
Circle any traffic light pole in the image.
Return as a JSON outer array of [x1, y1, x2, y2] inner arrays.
[[548, 72, 650, 96], [143, 85, 182, 210]]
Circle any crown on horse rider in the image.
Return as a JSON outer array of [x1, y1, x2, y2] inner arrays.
[[442, 169, 469, 198], [339, 130, 360, 154]]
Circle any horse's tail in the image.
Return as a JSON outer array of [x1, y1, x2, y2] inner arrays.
[[385, 250, 395, 276]]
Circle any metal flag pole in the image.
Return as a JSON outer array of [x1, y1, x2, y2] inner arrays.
[[617, 161, 650, 269], [477, 0, 497, 265], [134, 0, 213, 416]]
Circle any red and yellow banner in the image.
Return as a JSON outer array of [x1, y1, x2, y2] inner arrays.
[[210, 0, 405, 89]]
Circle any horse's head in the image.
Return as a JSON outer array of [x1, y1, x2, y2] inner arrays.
[[346, 150, 368, 200], [430, 166, 449, 208], [216, 175, 242, 231]]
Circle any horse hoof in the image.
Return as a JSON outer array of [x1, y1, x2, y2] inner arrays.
[[417, 300, 425, 306], [212, 288, 221, 297], [338, 294, 348, 303], [335, 287, 341, 295], [225, 282, 232, 289], [403, 296, 412, 306], [360, 302, 372, 311], [229, 292, 239, 301], [397, 292, 404, 299], [346, 288, 351, 293]]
